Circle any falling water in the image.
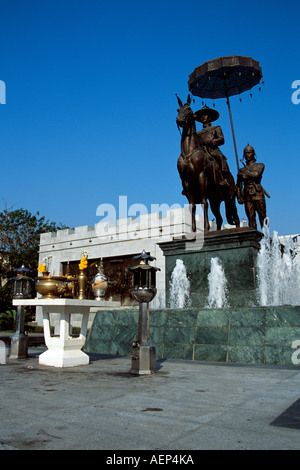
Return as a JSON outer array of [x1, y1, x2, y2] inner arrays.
[[257, 218, 300, 306], [169, 259, 191, 308], [206, 257, 229, 308]]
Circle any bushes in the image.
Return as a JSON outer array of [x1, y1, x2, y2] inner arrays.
[[0, 309, 16, 332], [0, 208, 68, 313], [0, 308, 36, 332]]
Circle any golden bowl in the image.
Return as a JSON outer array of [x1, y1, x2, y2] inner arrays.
[[35, 276, 68, 299]]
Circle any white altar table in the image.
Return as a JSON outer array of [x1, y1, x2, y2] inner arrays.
[[13, 299, 100, 367]]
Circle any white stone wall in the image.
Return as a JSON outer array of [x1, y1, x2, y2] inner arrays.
[[279, 234, 300, 266]]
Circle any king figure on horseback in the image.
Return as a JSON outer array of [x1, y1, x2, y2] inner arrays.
[[176, 95, 239, 232], [195, 106, 231, 189]]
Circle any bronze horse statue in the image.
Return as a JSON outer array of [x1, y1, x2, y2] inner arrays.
[[176, 95, 240, 232]]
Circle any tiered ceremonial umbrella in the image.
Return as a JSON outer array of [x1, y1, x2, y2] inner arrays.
[[188, 55, 263, 169]]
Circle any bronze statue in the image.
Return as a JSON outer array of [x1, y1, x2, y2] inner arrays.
[[236, 144, 268, 230], [176, 94, 240, 232], [195, 106, 231, 188]]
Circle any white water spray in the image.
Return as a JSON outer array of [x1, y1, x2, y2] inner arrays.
[[169, 259, 191, 308], [257, 219, 300, 306], [206, 257, 229, 308]]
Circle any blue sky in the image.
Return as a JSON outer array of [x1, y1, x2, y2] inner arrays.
[[0, 0, 299, 236]]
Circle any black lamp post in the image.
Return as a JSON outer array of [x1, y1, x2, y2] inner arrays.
[[129, 250, 160, 375], [10, 265, 35, 359]]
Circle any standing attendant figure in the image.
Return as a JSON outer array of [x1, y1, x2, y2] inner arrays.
[[236, 144, 269, 230]]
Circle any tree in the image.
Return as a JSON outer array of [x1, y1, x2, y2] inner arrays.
[[0, 208, 68, 311]]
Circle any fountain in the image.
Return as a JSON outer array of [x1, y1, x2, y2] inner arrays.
[[169, 259, 191, 308], [257, 219, 300, 306], [206, 257, 229, 308], [160, 227, 261, 308]]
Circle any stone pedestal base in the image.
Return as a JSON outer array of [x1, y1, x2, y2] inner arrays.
[[159, 227, 263, 308], [39, 348, 89, 368]]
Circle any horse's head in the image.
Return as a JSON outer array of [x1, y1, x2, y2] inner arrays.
[[176, 94, 196, 129]]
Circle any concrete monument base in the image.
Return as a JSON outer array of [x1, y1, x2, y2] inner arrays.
[[159, 227, 263, 307]]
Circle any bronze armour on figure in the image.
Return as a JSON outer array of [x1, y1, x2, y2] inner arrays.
[[236, 144, 268, 230]]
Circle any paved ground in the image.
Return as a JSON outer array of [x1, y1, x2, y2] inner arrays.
[[0, 346, 300, 451]]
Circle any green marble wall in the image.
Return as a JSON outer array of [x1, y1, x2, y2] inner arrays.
[[84, 306, 300, 366]]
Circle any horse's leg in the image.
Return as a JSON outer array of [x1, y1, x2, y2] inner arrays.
[[225, 197, 240, 227], [232, 201, 240, 227], [232, 189, 240, 227], [210, 197, 223, 230], [192, 203, 196, 232], [223, 173, 240, 228], [188, 202, 196, 232], [182, 181, 197, 233], [181, 179, 189, 197], [198, 172, 210, 232], [202, 199, 210, 232]]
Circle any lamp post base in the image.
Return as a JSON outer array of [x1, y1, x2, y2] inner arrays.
[[9, 332, 28, 359], [130, 301, 156, 375], [130, 343, 156, 375], [9, 305, 28, 359]]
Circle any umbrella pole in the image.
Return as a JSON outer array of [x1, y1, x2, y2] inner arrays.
[[227, 96, 239, 171], [226, 95, 239, 171]]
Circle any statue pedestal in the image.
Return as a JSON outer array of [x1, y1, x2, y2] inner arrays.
[[159, 227, 263, 308], [13, 299, 100, 367]]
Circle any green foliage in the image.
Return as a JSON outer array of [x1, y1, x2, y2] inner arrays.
[[0, 309, 16, 331], [0, 208, 67, 273], [0, 308, 36, 332], [0, 282, 13, 314], [0, 208, 68, 312]]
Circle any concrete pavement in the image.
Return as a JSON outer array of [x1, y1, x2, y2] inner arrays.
[[0, 346, 300, 451]]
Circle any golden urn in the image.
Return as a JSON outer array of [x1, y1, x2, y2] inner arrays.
[[35, 276, 68, 299]]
